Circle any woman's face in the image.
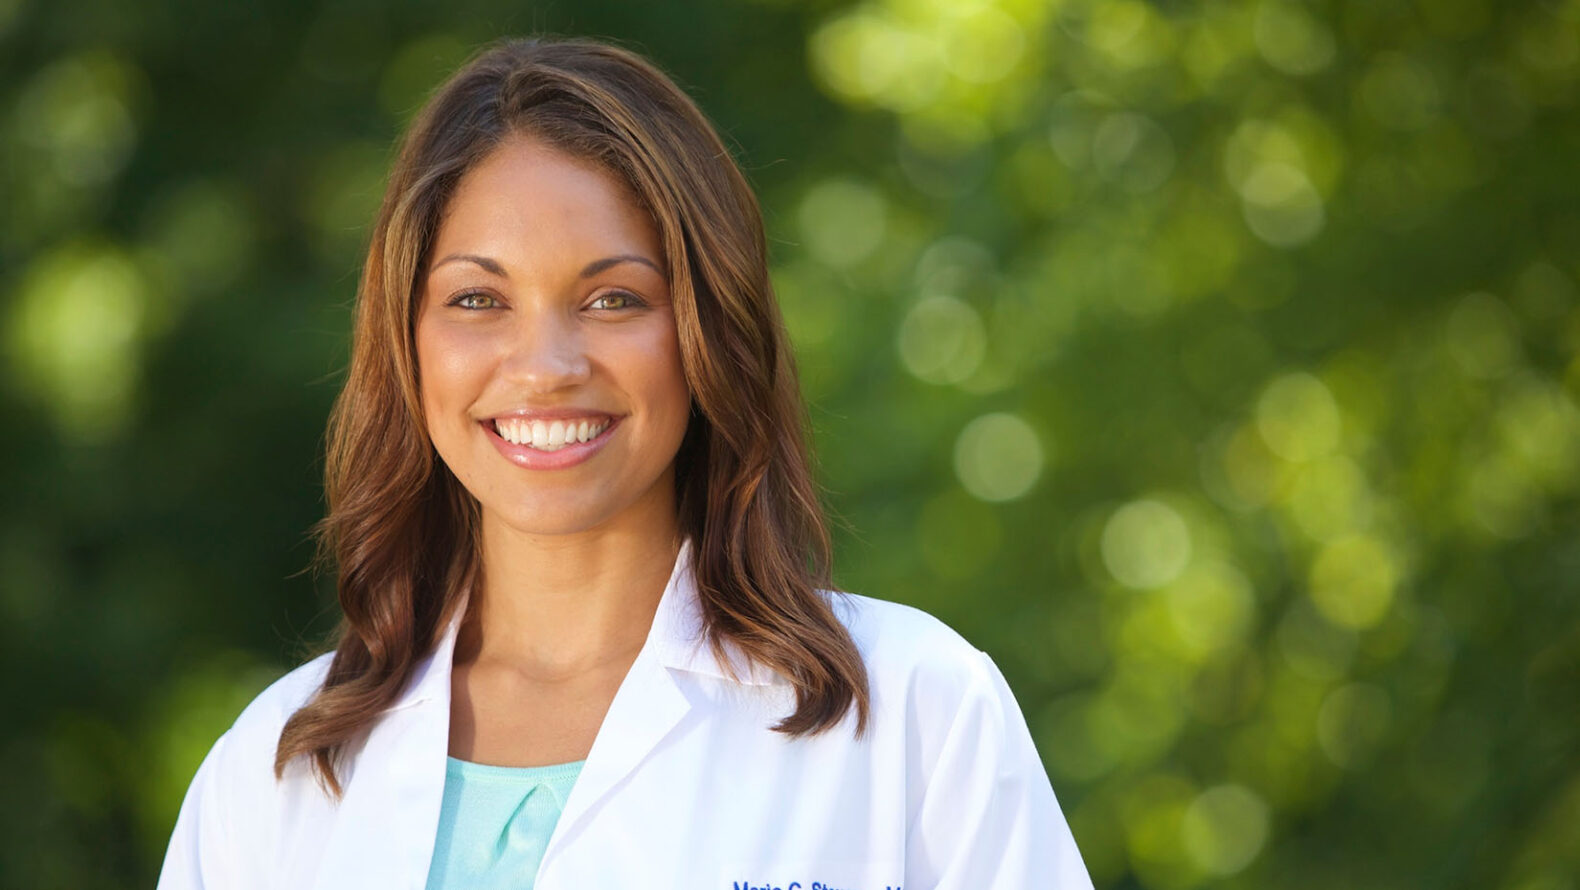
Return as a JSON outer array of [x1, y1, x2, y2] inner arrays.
[[415, 135, 691, 539]]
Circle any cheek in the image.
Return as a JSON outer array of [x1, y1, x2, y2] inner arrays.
[[642, 327, 691, 419], [416, 324, 483, 430], [414, 330, 442, 428], [601, 317, 688, 401]]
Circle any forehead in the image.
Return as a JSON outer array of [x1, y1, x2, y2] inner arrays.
[[431, 134, 661, 266]]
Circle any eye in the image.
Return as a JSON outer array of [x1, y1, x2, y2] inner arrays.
[[588, 290, 647, 311], [447, 290, 500, 310]]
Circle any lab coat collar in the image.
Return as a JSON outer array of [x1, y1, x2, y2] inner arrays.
[[310, 537, 783, 889], [647, 538, 787, 688]]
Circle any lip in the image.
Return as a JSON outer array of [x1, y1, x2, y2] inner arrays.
[[486, 407, 618, 422], [481, 415, 621, 470]]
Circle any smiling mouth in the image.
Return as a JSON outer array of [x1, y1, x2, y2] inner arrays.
[[489, 416, 612, 452]]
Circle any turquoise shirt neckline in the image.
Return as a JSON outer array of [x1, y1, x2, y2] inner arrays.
[[443, 755, 587, 780], [425, 756, 587, 890]]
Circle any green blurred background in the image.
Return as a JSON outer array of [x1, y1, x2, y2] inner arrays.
[[4, 0, 1579, 886]]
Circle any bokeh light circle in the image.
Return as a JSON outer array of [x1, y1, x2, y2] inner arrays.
[[1102, 499, 1192, 589], [897, 295, 987, 385], [1257, 372, 1342, 462], [953, 412, 1044, 502], [1181, 784, 1271, 876]]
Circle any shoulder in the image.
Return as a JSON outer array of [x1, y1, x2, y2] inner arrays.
[[824, 591, 1053, 809], [158, 652, 337, 888], [823, 593, 1092, 888], [832, 590, 991, 682], [834, 591, 979, 670], [225, 651, 336, 756], [828, 591, 1010, 733], [193, 651, 336, 802]]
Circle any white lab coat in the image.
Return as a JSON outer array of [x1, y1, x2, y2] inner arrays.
[[158, 541, 1093, 890]]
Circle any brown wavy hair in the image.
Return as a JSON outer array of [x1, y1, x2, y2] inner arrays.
[[274, 36, 870, 796]]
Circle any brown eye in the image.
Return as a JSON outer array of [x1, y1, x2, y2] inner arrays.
[[449, 291, 500, 310], [589, 290, 646, 311]]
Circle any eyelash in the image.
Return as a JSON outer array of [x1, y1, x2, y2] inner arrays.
[[446, 291, 500, 310], [589, 290, 647, 311], [443, 290, 648, 311]]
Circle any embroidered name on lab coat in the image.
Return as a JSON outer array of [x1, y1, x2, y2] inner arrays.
[[731, 881, 900, 890]]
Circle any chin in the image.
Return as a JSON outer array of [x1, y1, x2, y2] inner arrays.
[[487, 499, 617, 538], [471, 466, 679, 540]]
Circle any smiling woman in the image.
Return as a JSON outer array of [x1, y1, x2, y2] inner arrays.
[[416, 139, 690, 544], [156, 35, 1092, 890]]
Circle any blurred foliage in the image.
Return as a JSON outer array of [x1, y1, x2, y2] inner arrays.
[[2, 0, 1579, 887]]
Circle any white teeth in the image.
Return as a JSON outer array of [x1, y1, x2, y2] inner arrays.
[[494, 417, 610, 451]]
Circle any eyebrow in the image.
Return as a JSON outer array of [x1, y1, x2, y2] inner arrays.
[[430, 253, 662, 279]]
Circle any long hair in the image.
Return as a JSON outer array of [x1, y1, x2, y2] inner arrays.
[[274, 36, 869, 797]]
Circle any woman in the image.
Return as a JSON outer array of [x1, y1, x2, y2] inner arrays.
[[158, 36, 1091, 890]]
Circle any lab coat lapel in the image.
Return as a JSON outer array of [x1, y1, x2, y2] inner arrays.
[[308, 601, 465, 890], [307, 539, 763, 887], [540, 539, 718, 869]]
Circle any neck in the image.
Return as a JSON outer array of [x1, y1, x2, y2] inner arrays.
[[457, 498, 683, 682]]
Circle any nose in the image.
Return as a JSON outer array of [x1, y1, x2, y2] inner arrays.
[[498, 308, 591, 393]]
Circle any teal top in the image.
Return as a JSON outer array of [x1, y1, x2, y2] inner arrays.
[[424, 756, 585, 890]]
